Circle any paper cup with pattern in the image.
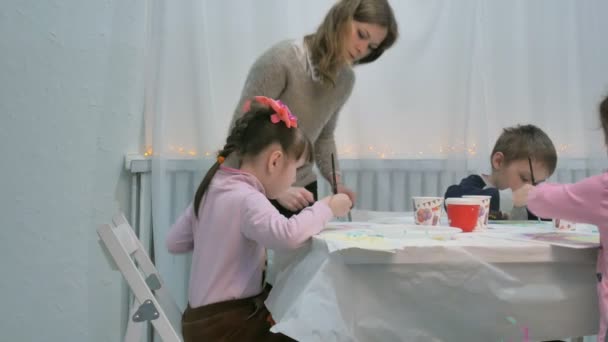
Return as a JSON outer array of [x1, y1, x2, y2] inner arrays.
[[463, 195, 491, 230], [553, 218, 577, 231], [412, 197, 444, 226]]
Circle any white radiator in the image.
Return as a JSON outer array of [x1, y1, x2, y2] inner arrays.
[[128, 157, 600, 225]]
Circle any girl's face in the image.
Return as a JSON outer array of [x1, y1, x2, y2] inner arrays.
[[343, 20, 388, 64], [265, 151, 306, 199]]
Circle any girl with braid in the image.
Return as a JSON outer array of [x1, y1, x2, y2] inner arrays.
[[527, 94, 608, 341], [166, 97, 352, 341]]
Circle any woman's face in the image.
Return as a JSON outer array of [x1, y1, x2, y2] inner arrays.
[[343, 20, 388, 64]]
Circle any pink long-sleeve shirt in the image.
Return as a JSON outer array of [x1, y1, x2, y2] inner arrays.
[[527, 172, 608, 339], [166, 166, 333, 308]]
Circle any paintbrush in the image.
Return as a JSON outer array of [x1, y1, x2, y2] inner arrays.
[[528, 156, 541, 221], [528, 157, 536, 186], [331, 154, 352, 221]]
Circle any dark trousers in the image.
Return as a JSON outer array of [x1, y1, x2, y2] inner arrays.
[[182, 285, 295, 342], [270, 182, 318, 218]]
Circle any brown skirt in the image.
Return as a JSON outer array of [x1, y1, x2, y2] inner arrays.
[[182, 285, 296, 342]]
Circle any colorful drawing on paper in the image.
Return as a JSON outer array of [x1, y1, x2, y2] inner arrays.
[[489, 220, 546, 226], [322, 229, 385, 243], [510, 232, 599, 249], [324, 222, 373, 230], [318, 229, 404, 251], [324, 222, 461, 241]]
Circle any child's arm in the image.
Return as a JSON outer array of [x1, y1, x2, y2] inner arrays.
[[240, 192, 334, 250], [527, 173, 608, 226], [165, 204, 195, 254]]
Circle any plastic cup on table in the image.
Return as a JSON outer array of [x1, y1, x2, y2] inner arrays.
[[445, 198, 481, 233]]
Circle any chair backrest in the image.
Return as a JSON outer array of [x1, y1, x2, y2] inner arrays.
[[97, 213, 182, 342]]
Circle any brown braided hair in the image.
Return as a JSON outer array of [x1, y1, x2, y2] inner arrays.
[[193, 100, 313, 217]]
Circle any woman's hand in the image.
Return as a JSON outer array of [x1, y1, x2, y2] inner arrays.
[[276, 187, 315, 211]]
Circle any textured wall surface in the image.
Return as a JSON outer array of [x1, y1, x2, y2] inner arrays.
[[0, 1, 146, 340]]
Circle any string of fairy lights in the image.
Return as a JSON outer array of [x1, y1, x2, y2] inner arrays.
[[142, 143, 573, 158]]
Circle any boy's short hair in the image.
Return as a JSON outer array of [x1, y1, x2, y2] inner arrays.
[[491, 124, 557, 174]]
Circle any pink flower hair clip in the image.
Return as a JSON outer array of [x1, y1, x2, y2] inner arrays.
[[242, 96, 298, 128]]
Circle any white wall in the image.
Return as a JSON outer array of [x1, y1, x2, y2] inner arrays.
[[0, 1, 146, 341]]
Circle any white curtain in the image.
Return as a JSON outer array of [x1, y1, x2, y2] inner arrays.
[[144, 0, 608, 311]]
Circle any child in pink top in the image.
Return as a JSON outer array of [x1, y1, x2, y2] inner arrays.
[[166, 96, 351, 341], [527, 95, 608, 340]]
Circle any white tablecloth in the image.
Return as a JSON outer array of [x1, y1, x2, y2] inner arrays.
[[266, 211, 599, 342]]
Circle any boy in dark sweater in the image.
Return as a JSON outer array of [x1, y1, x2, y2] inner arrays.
[[444, 124, 557, 220]]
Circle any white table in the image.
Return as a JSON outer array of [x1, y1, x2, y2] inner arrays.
[[266, 211, 599, 342]]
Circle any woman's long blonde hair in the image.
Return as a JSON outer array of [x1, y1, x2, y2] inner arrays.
[[304, 0, 398, 85]]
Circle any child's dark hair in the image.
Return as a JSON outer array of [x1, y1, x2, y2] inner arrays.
[[193, 99, 313, 217], [600, 95, 608, 144], [491, 124, 557, 174]]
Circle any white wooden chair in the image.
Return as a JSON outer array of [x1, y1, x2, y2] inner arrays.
[[97, 213, 182, 342]]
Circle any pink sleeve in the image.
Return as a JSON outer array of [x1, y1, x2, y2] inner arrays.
[[240, 192, 334, 250], [527, 173, 608, 226], [165, 204, 195, 254]]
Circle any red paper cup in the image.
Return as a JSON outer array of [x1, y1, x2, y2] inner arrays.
[[445, 198, 481, 233]]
